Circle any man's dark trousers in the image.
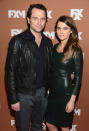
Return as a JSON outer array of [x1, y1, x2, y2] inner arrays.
[[15, 87, 48, 131]]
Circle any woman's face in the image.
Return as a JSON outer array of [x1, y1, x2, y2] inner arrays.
[[56, 21, 72, 42]]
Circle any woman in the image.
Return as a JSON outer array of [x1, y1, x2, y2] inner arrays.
[[46, 16, 83, 131]]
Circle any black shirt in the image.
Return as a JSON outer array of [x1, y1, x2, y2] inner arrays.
[[35, 36, 46, 88]]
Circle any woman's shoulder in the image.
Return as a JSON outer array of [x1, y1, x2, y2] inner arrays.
[[77, 47, 83, 55], [74, 47, 83, 60]]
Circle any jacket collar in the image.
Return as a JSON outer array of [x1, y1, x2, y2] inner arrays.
[[24, 28, 45, 41], [24, 28, 35, 40]]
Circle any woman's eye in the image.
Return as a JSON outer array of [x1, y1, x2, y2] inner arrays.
[[63, 27, 68, 30]]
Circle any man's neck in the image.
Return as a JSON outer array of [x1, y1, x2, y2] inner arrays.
[[30, 29, 42, 46]]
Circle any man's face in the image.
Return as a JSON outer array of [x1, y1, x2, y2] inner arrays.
[[28, 8, 46, 33]]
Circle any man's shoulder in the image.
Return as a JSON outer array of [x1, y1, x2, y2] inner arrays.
[[10, 30, 25, 41], [43, 33, 53, 46], [8, 29, 28, 47], [12, 28, 31, 40], [43, 33, 51, 41]]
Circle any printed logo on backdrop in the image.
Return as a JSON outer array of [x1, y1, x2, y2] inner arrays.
[[10, 29, 55, 38], [44, 32, 82, 40], [70, 125, 77, 131], [78, 32, 82, 40], [74, 109, 81, 116], [11, 29, 82, 41], [11, 120, 78, 131], [70, 9, 84, 20], [8, 10, 53, 19], [42, 122, 77, 131], [47, 10, 52, 19], [11, 29, 22, 36], [43, 31, 55, 39], [8, 10, 25, 18], [11, 120, 15, 126]]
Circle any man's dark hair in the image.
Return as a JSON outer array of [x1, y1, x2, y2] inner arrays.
[[27, 3, 47, 20]]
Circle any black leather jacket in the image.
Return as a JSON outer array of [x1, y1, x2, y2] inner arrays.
[[5, 29, 53, 104]]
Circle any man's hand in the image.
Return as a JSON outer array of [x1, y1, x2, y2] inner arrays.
[[11, 102, 20, 111]]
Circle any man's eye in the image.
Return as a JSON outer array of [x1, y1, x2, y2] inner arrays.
[[33, 17, 38, 20], [41, 18, 46, 21], [57, 27, 60, 30]]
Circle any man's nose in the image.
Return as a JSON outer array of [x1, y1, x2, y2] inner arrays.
[[38, 19, 41, 25]]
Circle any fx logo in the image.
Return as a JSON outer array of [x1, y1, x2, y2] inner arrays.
[[70, 125, 77, 131], [74, 109, 81, 116], [11, 29, 22, 36], [47, 10, 52, 19], [11, 120, 15, 126], [78, 32, 82, 40], [43, 31, 55, 39], [8, 10, 25, 18], [70, 9, 84, 20]]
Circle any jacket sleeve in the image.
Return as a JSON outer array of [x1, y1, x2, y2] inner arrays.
[[5, 37, 19, 104], [72, 48, 83, 96]]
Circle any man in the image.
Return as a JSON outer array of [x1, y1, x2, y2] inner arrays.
[[5, 4, 53, 131]]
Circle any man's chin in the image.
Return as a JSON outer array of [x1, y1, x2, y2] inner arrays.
[[35, 30, 42, 33], [31, 28, 43, 33]]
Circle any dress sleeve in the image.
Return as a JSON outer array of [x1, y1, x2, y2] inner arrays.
[[72, 48, 83, 96]]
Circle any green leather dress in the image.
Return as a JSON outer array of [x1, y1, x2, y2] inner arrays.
[[46, 43, 83, 127]]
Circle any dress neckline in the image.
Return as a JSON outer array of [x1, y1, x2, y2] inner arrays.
[[55, 43, 64, 54]]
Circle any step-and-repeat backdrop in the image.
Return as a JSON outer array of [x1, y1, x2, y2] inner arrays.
[[0, 0, 89, 131]]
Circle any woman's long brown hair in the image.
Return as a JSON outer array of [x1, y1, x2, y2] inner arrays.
[[55, 15, 81, 62]]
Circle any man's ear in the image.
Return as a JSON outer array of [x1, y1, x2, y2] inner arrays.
[[27, 17, 30, 24]]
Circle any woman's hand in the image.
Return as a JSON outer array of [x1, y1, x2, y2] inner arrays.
[[65, 100, 75, 113], [65, 94, 76, 113]]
